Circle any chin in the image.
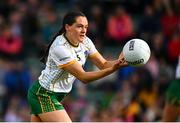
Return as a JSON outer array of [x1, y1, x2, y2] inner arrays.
[[79, 38, 84, 42]]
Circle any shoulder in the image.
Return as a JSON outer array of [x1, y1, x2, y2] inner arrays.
[[50, 36, 71, 57], [53, 35, 67, 46], [50, 45, 72, 60], [51, 35, 71, 52], [83, 36, 94, 46], [52, 44, 71, 56]]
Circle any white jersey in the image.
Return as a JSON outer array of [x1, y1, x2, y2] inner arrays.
[[38, 34, 98, 93]]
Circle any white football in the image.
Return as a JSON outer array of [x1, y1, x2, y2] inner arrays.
[[123, 39, 151, 66]]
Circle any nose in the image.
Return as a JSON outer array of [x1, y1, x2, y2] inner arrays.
[[81, 27, 86, 33]]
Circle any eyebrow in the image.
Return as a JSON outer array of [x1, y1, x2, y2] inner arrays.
[[76, 23, 88, 27]]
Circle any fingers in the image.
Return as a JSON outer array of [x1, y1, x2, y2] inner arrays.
[[118, 52, 129, 68], [118, 58, 128, 67], [113, 58, 128, 70], [119, 52, 124, 60]]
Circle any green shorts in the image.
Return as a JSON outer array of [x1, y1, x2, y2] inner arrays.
[[166, 79, 180, 106], [27, 80, 68, 115]]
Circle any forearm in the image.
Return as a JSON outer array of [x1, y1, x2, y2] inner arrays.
[[90, 51, 127, 70], [102, 57, 127, 69], [102, 60, 118, 69], [90, 52, 120, 70], [62, 59, 125, 84], [79, 66, 117, 84]]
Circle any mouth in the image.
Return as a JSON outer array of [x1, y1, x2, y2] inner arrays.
[[80, 35, 85, 39]]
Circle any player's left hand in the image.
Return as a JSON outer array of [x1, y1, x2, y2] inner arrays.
[[118, 52, 128, 67]]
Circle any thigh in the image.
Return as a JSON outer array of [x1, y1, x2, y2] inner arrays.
[[38, 109, 72, 122], [28, 81, 67, 115], [162, 103, 180, 122], [31, 115, 42, 122]]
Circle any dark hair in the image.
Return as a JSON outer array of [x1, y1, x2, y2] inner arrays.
[[40, 11, 86, 64]]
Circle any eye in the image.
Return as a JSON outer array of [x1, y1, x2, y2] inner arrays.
[[76, 25, 83, 28], [77, 25, 82, 28]]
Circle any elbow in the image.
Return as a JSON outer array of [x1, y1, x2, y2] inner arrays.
[[81, 80, 88, 84], [75, 72, 93, 84], [77, 76, 90, 84], [78, 78, 89, 84], [100, 61, 108, 70]]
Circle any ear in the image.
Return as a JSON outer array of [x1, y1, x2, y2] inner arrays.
[[65, 24, 70, 31]]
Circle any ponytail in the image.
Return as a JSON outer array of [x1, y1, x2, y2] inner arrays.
[[40, 11, 86, 64], [40, 27, 65, 64]]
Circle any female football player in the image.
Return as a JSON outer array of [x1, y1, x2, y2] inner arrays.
[[27, 11, 128, 122]]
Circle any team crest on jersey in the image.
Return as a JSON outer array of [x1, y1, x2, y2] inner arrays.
[[84, 51, 88, 58]]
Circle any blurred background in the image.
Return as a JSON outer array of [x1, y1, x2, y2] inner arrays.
[[0, 0, 179, 122]]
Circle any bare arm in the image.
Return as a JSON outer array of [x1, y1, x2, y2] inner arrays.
[[61, 59, 126, 84], [89, 52, 127, 69]]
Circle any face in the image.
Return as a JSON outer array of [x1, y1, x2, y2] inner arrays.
[[65, 16, 88, 44]]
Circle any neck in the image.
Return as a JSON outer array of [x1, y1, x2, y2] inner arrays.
[[64, 33, 79, 47]]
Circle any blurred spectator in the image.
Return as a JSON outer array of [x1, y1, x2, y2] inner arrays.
[[9, 10, 23, 37], [0, 15, 5, 27], [118, 66, 136, 83], [87, 4, 105, 42], [39, 7, 60, 44], [4, 95, 22, 122], [160, 7, 179, 38], [173, 0, 180, 15], [122, 0, 150, 15], [159, 57, 174, 82], [138, 82, 158, 110], [0, 25, 23, 60], [152, 0, 165, 17], [4, 95, 30, 121], [167, 32, 180, 63], [106, 6, 134, 46], [20, 2, 40, 57], [126, 96, 141, 122], [3, 61, 31, 99], [81, 104, 98, 122], [138, 5, 161, 39], [150, 32, 167, 59], [0, 0, 19, 20], [145, 53, 159, 80]]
